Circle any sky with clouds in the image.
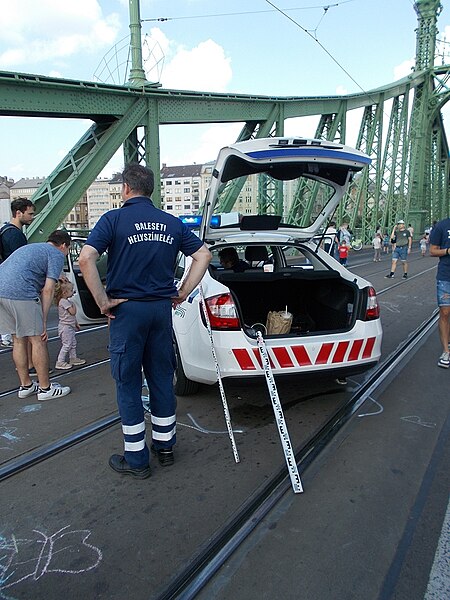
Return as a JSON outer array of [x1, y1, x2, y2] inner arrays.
[[1, 0, 450, 180]]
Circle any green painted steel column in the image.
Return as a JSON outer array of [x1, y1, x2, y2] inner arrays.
[[408, 0, 443, 233], [146, 99, 161, 207], [128, 0, 147, 86]]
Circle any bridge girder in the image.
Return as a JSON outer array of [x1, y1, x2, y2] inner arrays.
[[0, 0, 449, 243]]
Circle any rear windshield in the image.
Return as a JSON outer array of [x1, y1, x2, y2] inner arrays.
[[209, 243, 330, 273], [211, 172, 335, 230]]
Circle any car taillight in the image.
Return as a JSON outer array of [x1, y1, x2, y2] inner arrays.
[[202, 293, 240, 330], [365, 287, 380, 320]]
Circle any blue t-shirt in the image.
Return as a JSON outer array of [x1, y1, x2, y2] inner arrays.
[[0, 243, 65, 300], [86, 196, 203, 299], [429, 218, 450, 281]]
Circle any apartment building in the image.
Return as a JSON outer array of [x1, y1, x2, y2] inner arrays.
[[0, 176, 14, 223], [86, 178, 113, 229], [160, 163, 203, 217], [8, 176, 89, 230], [10, 177, 45, 200]]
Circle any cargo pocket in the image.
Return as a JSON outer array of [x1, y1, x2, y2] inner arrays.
[[109, 340, 127, 382]]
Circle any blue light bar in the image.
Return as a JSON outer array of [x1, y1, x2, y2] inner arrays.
[[179, 215, 202, 228], [179, 214, 222, 228]]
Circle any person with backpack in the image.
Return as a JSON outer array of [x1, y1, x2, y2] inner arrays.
[[0, 198, 35, 346], [0, 197, 35, 261]]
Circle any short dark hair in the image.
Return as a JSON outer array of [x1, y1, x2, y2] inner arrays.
[[47, 230, 71, 247], [218, 247, 239, 265], [122, 163, 154, 197], [11, 197, 35, 216]]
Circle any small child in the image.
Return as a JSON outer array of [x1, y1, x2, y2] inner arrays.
[[419, 235, 427, 257], [372, 233, 382, 262], [54, 281, 86, 370], [383, 234, 390, 253], [338, 240, 349, 266]]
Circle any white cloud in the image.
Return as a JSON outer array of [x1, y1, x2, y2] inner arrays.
[[192, 124, 242, 162], [393, 59, 414, 81], [284, 116, 320, 139], [161, 39, 232, 92], [0, 0, 120, 69], [336, 85, 348, 95], [159, 123, 241, 167]]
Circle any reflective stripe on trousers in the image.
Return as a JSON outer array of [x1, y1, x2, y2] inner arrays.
[[109, 299, 176, 468]]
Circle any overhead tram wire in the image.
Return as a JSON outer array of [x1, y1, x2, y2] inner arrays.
[[264, 0, 394, 119], [141, 2, 359, 24]]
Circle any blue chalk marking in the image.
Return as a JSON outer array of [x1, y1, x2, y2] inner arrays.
[[19, 404, 41, 413]]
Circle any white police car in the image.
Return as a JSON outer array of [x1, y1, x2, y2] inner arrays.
[[172, 137, 382, 394]]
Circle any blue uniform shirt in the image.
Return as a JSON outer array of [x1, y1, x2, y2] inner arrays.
[[86, 196, 203, 299]]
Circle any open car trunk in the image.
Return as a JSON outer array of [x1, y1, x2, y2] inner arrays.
[[214, 270, 360, 337]]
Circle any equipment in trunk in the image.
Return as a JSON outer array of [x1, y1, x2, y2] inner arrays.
[[214, 270, 358, 337]]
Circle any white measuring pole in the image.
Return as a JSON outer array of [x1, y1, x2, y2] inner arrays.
[[256, 331, 303, 493], [199, 285, 240, 463]]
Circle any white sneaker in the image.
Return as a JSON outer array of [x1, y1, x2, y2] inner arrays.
[[37, 383, 71, 401], [55, 361, 73, 370], [437, 352, 450, 369], [69, 357, 86, 366], [18, 381, 39, 398]]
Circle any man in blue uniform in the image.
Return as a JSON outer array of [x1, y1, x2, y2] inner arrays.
[[429, 217, 450, 368], [79, 163, 211, 479]]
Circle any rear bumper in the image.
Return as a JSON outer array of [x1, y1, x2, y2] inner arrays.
[[178, 319, 383, 386]]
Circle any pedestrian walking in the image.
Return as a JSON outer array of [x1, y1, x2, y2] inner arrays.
[[372, 233, 382, 261], [324, 220, 339, 257], [79, 163, 211, 479], [338, 222, 352, 245], [419, 235, 428, 257], [338, 240, 349, 266], [429, 217, 450, 368], [385, 220, 412, 279], [54, 280, 86, 370], [383, 233, 390, 254], [0, 230, 72, 400]]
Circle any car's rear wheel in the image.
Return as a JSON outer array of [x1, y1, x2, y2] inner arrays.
[[173, 336, 199, 396]]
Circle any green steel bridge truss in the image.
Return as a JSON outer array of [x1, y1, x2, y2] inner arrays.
[[0, 0, 448, 243]]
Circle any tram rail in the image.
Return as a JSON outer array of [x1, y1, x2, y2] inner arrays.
[[156, 309, 439, 600], [0, 258, 438, 482], [0, 256, 442, 599]]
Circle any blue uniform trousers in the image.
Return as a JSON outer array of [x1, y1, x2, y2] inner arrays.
[[109, 299, 176, 469]]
